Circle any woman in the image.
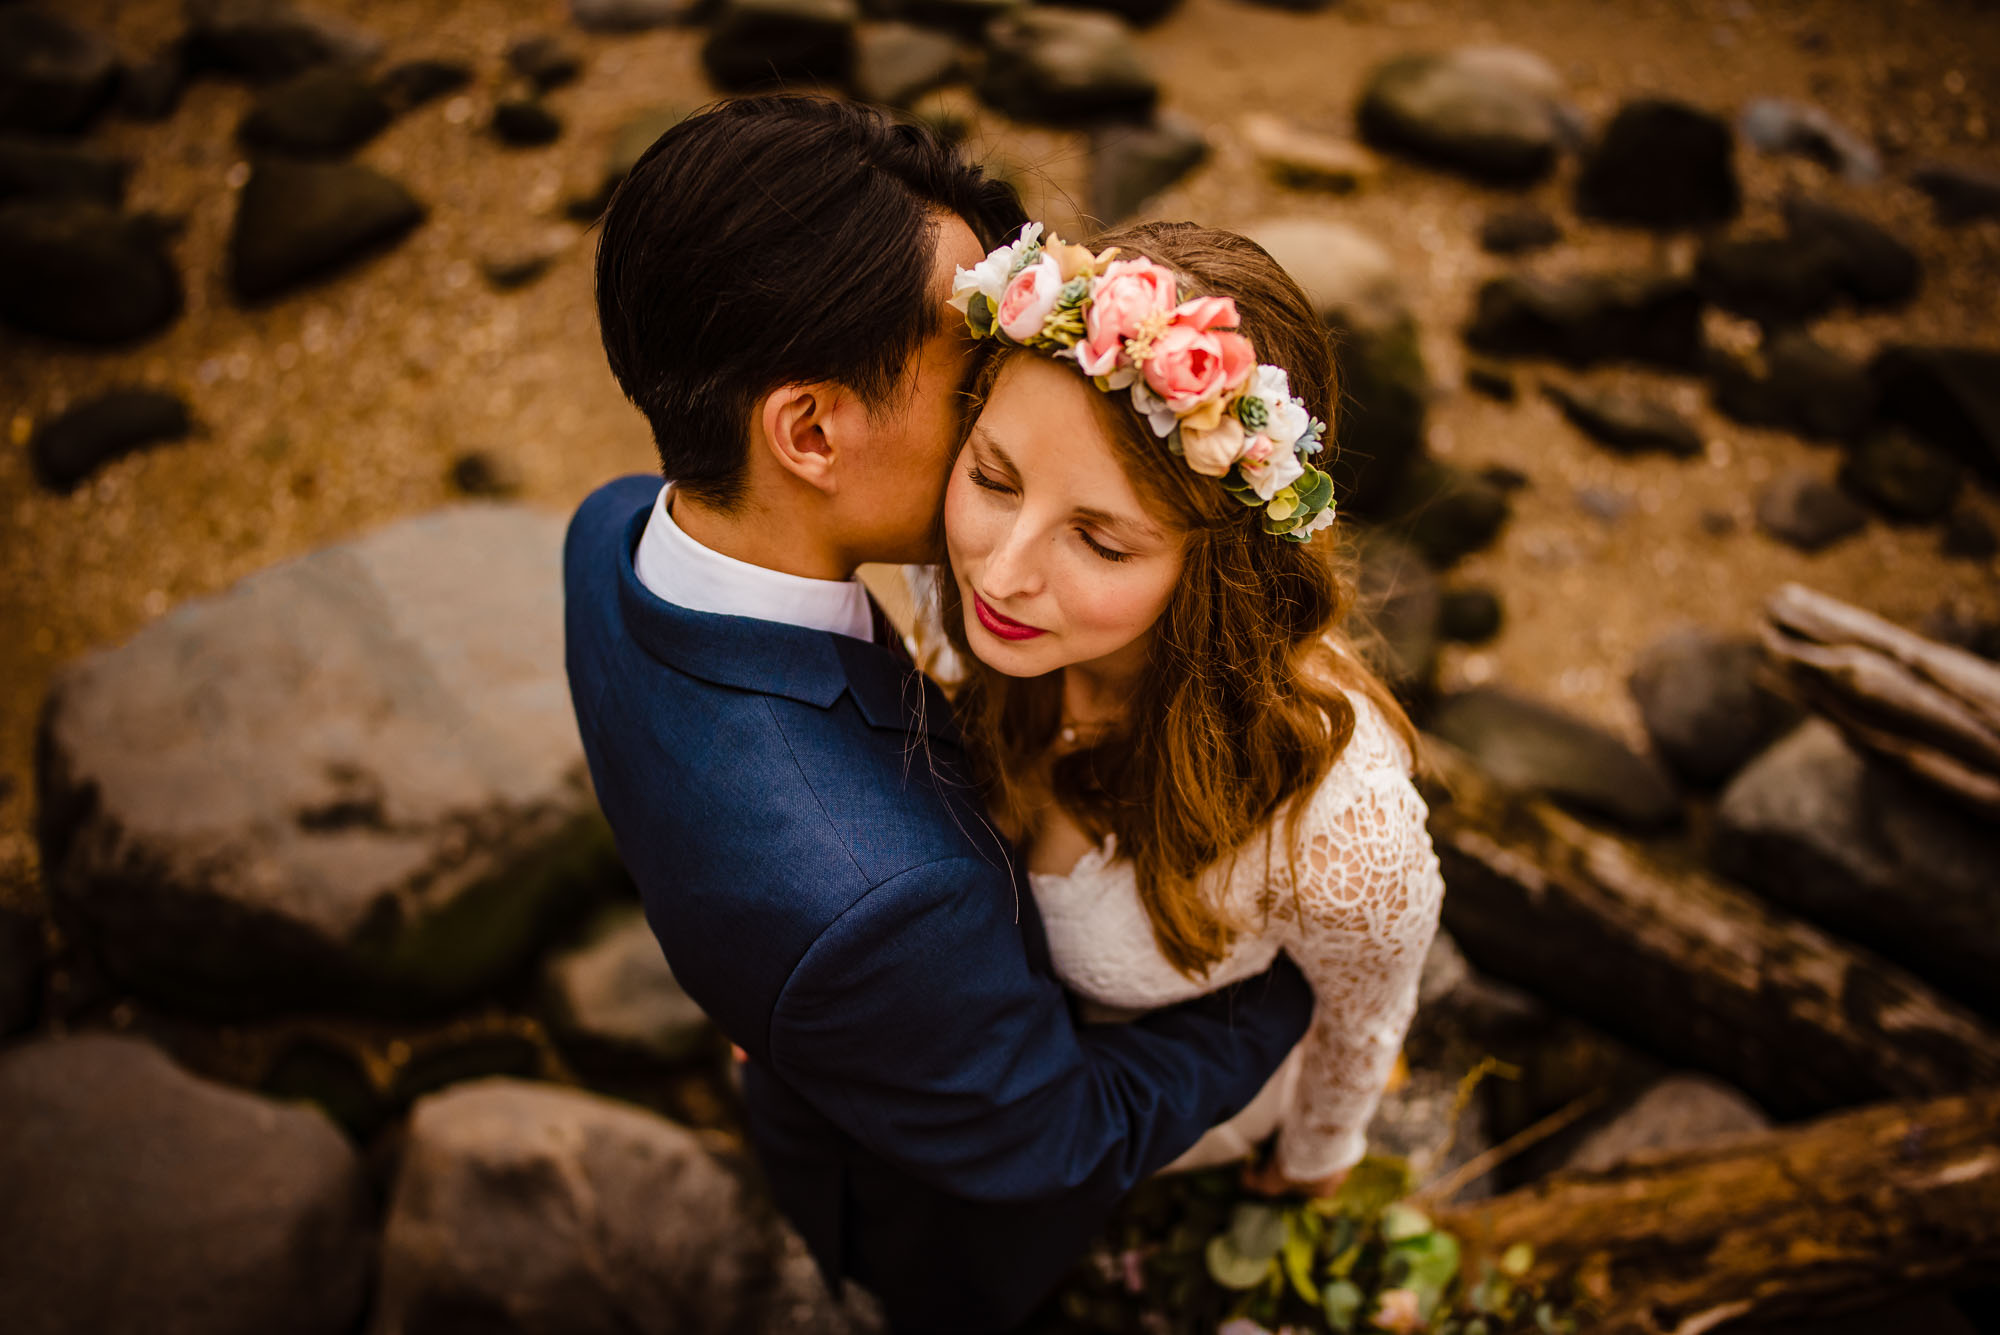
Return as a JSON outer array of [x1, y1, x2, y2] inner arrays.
[[926, 219, 1446, 1197]]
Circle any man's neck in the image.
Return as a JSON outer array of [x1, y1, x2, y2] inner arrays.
[[671, 490, 856, 582]]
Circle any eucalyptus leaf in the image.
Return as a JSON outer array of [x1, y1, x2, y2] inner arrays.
[[1381, 1202, 1433, 1241], [1392, 1230, 1461, 1319], [1321, 1278, 1363, 1333], [1205, 1235, 1274, 1291], [1226, 1203, 1288, 1263]]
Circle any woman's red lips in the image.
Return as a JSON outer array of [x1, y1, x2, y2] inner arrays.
[[972, 592, 1046, 641]]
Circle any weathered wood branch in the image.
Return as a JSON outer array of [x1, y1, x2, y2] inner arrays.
[[1418, 738, 2000, 1118], [1766, 581, 2000, 732], [1435, 1088, 2000, 1335]]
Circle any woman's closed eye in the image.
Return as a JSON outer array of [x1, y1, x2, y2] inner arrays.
[[966, 462, 1014, 494], [1078, 528, 1133, 563]]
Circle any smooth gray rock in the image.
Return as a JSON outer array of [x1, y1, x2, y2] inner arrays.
[[977, 8, 1155, 124], [185, 0, 383, 82], [239, 65, 393, 157], [0, 9, 119, 134], [1544, 381, 1701, 457], [1356, 46, 1568, 184], [1430, 685, 1680, 830], [0, 202, 182, 344], [850, 22, 959, 106], [38, 503, 621, 1018], [1087, 111, 1205, 223], [0, 1033, 373, 1335], [1782, 195, 1921, 309], [1464, 267, 1703, 370], [1247, 218, 1430, 514], [1576, 97, 1739, 228], [372, 1079, 776, 1335], [1911, 160, 2000, 225], [1561, 1073, 1770, 1173], [1871, 344, 2000, 486], [1709, 328, 1876, 443], [542, 901, 717, 1070], [702, 0, 859, 91], [1695, 230, 1843, 327], [30, 386, 193, 492], [1839, 428, 1961, 522], [1627, 627, 1798, 789], [1754, 468, 1867, 551], [228, 157, 424, 301], [1738, 97, 1880, 182], [1715, 719, 2000, 1017], [0, 135, 129, 207]]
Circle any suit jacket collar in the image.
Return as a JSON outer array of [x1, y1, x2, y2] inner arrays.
[[613, 495, 959, 741]]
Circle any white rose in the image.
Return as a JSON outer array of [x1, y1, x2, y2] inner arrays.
[[1181, 417, 1247, 476], [950, 223, 1043, 313], [1244, 441, 1304, 500], [1264, 396, 1310, 449], [1299, 505, 1337, 536]]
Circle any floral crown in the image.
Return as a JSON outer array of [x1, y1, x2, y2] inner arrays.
[[948, 223, 1335, 542]]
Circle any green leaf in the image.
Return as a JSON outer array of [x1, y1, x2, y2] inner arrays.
[[1500, 1242, 1534, 1277], [1205, 1235, 1273, 1291], [1321, 1279, 1363, 1333], [1381, 1202, 1433, 1242], [1390, 1230, 1461, 1319], [1281, 1213, 1318, 1304], [1226, 1203, 1287, 1263], [967, 293, 995, 338]]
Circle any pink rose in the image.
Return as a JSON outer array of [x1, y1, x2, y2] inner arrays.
[[1171, 295, 1240, 332], [1180, 417, 1247, 476], [996, 254, 1062, 342], [1142, 324, 1257, 413], [1078, 258, 1177, 376]]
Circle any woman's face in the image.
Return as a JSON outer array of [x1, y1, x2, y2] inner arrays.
[[943, 354, 1185, 682]]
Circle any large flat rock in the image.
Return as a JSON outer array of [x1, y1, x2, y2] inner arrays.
[[38, 503, 622, 1018]]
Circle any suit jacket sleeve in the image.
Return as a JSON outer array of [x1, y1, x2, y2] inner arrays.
[[766, 855, 1315, 1205]]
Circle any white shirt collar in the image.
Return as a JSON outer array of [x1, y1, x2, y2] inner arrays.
[[633, 484, 876, 643]]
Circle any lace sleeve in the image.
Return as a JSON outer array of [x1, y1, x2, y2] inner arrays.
[[1269, 728, 1446, 1182]]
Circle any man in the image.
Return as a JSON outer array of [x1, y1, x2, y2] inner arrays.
[[563, 95, 1314, 1333]]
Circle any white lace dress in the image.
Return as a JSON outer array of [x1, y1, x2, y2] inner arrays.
[[1031, 687, 1448, 1182]]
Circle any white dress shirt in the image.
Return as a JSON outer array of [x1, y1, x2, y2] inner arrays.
[[633, 483, 876, 642]]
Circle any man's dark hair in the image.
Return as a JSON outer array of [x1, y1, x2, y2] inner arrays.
[[594, 95, 1027, 509]]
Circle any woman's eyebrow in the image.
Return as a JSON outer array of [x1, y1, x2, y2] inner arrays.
[[970, 427, 1013, 470], [1074, 504, 1163, 545]]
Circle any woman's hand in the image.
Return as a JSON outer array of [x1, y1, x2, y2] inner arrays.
[[1239, 1153, 1349, 1199]]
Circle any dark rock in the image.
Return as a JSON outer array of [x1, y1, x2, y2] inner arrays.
[[227, 158, 424, 302], [1478, 203, 1561, 255], [1464, 268, 1703, 370], [1708, 328, 1875, 443], [508, 35, 584, 91], [0, 202, 182, 344], [1543, 381, 1701, 457], [1839, 428, 1961, 523], [1559, 1073, 1770, 1174], [1911, 160, 2000, 225], [1737, 97, 1879, 181], [0, 1034, 373, 1335], [259, 1033, 386, 1139], [1352, 534, 1440, 700], [1941, 506, 1997, 561], [239, 65, 393, 157], [0, 904, 40, 1037], [0, 9, 119, 134], [542, 901, 717, 1071], [1087, 111, 1204, 223], [1429, 685, 1681, 830], [1043, 0, 1180, 27], [566, 105, 687, 221], [1781, 195, 1920, 309], [1437, 587, 1502, 643], [1249, 218, 1429, 514], [1626, 627, 1798, 788], [479, 242, 561, 291], [376, 57, 474, 113], [1695, 230, 1841, 326], [1477, 463, 1530, 492], [1355, 47, 1567, 185], [977, 8, 1155, 124], [118, 43, 192, 121], [37, 504, 621, 1018], [374, 1080, 778, 1335], [850, 22, 959, 106], [1870, 344, 2000, 486], [449, 448, 524, 496], [0, 135, 128, 206], [1575, 97, 1739, 228], [702, 0, 858, 91], [185, 0, 382, 82], [493, 97, 563, 147], [1698, 507, 1736, 536], [30, 387, 193, 492], [1753, 468, 1867, 551], [880, 0, 1020, 36], [1464, 361, 1516, 401], [1385, 458, 1511, 568], [570, 0, 701, 29], [1715, 719, 2000, 1017]]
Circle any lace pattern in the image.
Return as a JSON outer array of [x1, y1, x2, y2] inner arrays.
[[1028, 689, 1447, 1180]]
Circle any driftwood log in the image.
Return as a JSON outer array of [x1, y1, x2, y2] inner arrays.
[[1762, 581, 2000, 817], [1418, 738, 2000, 1118], [1433, 1088, 2000, 1335]]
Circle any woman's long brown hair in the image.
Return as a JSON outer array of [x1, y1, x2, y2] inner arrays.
[[936, 220, 1420, 981]]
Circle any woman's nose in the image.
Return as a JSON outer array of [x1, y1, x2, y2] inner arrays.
[[979, 516, 1044, 600]]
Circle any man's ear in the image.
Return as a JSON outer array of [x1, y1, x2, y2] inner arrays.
[[757, 382, 849, 496]]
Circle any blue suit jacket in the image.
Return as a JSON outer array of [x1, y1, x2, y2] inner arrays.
[[562, 475, 1314, 1332]]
